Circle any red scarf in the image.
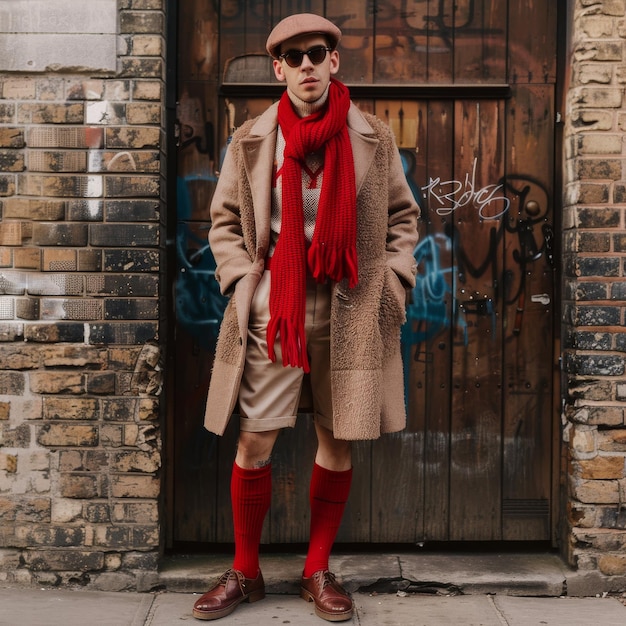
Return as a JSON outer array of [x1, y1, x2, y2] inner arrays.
[[267, 78, 358, 372]]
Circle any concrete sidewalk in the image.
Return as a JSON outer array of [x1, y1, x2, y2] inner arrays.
[[2, 587, 626, 626], [2, 552, 626, 625]]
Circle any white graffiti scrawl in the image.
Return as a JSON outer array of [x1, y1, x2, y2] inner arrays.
[[422, 157, 510, 220]]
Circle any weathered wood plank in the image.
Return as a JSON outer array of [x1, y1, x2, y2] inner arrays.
[[501, 84, 555, 540]]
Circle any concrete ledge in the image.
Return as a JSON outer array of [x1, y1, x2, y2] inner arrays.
[[157, 552, 576, 597]]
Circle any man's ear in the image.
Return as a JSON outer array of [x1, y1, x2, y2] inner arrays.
[[273, 59, 286, 82], [329, 50, 340, 75]]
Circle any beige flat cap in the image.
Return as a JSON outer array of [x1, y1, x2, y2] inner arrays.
[[266, 13, 342, 58]]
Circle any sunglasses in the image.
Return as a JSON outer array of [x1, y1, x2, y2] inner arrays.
[[279, 45, 333, 68]]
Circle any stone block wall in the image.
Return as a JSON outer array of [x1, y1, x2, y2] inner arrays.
[[562, 0, 626, 580], [0, 0, 166, 589]]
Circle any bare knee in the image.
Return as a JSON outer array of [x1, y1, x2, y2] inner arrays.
[[314, 423, 352, 471], [236, 429, 280, 469]]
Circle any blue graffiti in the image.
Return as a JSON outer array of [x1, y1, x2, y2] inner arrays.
[[175, 175, 227, 349]]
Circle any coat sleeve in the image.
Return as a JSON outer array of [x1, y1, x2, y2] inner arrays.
[[385, 130, 420, 289], [208, 130, 254, 297]]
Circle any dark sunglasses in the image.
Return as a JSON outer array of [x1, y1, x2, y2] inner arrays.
[[279, 45, 332, 68]]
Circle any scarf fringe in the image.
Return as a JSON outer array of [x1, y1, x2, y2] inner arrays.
[[267, 316, 311, 373], [308, 242, 359, 288]]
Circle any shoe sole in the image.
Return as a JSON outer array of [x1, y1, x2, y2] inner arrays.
[[192, 588, 265, 620], [300, 587, 354, 622]]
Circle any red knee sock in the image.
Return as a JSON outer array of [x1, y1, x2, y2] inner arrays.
[[231, 461, 272, 579], [303, 463, 353, 578]]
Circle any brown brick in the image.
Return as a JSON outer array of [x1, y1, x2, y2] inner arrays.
[[23, 549, 104, 571], [16, 297, 40, 320], [133, 81, 162, 101], [86, 373, 116, 394], [14, 248, 41, 270], [105, 127, 160, 149], [32, 223, 88, 247], [90, 224, 159, 247], [572, 478, 620, 504], [0, 345, 40, 369], [129, 35, 163, 56], [89, 321, 158, 345], [0, 103, 15, 123], [0, 174, 16, 197], [20, 174, 104, 200], [43, 398, 99, 421], [106, 200, 159, 221], [0, 372, 25, 395], [36, 78, 66, 101], [576, 456, 625, 479], [105, 299, 158, 320], [41, 345, 107, 368], [126, 103, 161, 125], [110, 474, 160, 498], [111, 450, 160, 473], [12, 498, 51, 522], [120, 11, 164, 34], [103, 249, 159, 272], [42, 249, 77, 272], [118, 58, 163, 78], [0, 402, 9, 420], [78, 250, 102, 272], [3, 198, 66, 220], [65, 79, 105, 101], [99, 151, 160, 173], [87, 275, 158, 297], [0, 247, 12, 267], [0, 128, 24, 149], [2, 78, 36, 99], [0, 151, 25, 172], [58, 473, 100, 497], [66, 199, 104, 222], [112, 501, 158, 524], [40, 297, 103, 322], [28, 127, 104, 150], [29, 372, 85, 394], [18, 103, 84, 125], [29, 151, 88, 173], [104, 176, 160, 197], [38, 424, 99, 448], [0, 222, 22, 245], [24, 323, 85, 343]]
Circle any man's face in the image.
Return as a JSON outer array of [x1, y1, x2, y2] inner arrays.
[[272, 34, 339, 102]]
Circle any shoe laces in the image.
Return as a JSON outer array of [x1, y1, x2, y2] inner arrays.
[[219, 568, 247, 592]]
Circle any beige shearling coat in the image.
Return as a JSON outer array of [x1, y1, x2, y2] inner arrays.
[[204, 101, 419, 440]]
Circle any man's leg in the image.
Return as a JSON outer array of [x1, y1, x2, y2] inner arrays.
[[231, 429, 280, 578], [193, 429, 279, 621], [300, 423, 354, 622], [304, 422, 352, 576]]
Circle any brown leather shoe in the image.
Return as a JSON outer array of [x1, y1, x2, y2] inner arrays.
[[300, 570, 354, 622], [192, 568, 265, 620]]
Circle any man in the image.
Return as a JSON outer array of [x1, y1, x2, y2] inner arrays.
[[193, 13, 419, 622]]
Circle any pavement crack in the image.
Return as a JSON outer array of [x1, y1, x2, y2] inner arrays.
[[487, 594, 511, 626]]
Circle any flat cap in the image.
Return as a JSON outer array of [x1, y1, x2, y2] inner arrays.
[[266, 13, 342, 59]]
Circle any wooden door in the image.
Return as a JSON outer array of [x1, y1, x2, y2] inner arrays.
[[169, 0, 560, 546]]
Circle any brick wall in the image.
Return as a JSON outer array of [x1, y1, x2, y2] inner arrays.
[[0, 0, 166, 589], [563, 0, 626, 579]]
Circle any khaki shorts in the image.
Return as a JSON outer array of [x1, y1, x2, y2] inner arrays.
[[238, 269, 333, 433]]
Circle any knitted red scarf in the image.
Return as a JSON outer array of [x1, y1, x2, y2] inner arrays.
[[267, 78, 358, 372]]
